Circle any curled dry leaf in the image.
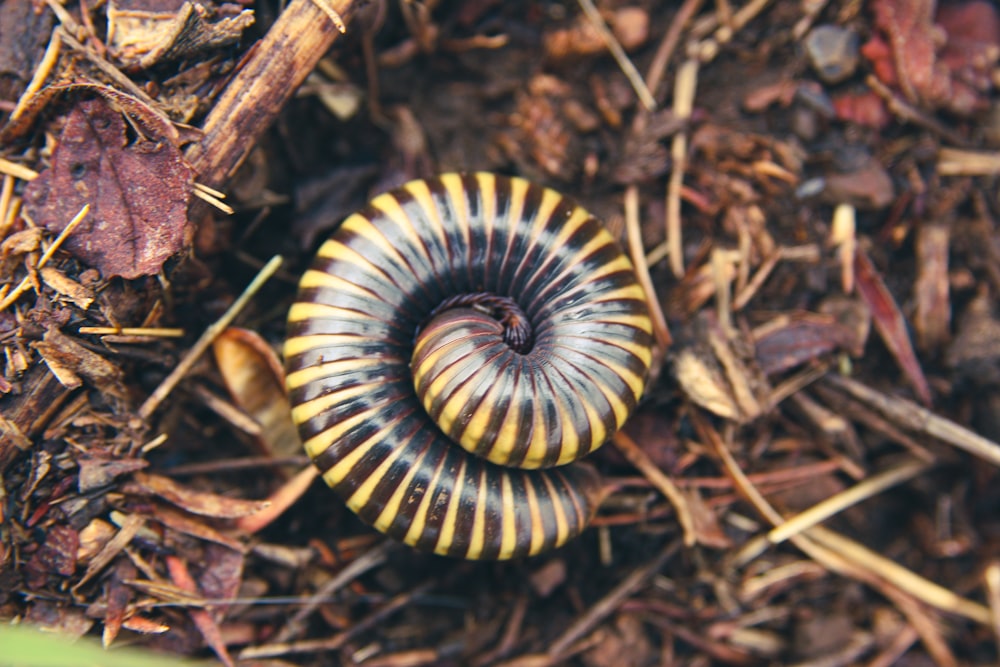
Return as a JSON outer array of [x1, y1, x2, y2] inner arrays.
[[23, 97, 193, 279], [31, 328, 127, 398], [212, 327, 302, 462], [126, 471, 270, 518], [754, 312, 865, 376], [854, 248, 932, 406], [672, 313, 771, 423], [107, 0, 255, 69]]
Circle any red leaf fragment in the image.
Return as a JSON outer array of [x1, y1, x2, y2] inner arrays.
[[126, 472, 270, 518], [23, 97, 193, 279], [853, 248, 932, 406], [25, 524, 79, 587], [166, 555, 234, 667], [754, 313, 864, 376], [866, 0, 998, 114]]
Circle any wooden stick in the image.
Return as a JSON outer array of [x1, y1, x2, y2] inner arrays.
[[185, 0, 357, 188]]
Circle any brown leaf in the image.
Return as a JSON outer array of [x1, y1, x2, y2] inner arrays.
[[101, 558, 136, 647], [166, 555, 234, 667], [25, 524, 79, 588], [127, 472, 270, 518], [32, 328, 126, 399], [78, 454, 149, 493], [854, 248, 932, 406], [149, 503, 247, 551], [213, 327, 302, 462], [108, 0, 255, 69], [754, 312, 864, 376], [22, 97, 193, 279]]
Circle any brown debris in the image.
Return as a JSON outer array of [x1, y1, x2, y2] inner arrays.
[[1, 1, 999, 665], [23, 97, 193, 279], [107, 0, 255, 69]]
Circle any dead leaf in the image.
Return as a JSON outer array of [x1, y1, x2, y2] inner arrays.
[[78, 454, 149, 493], [166, 555, 234, 667], [866, 0, 996, 114], [854, 248, 933, 406], [31, 328, 127, 399], [25, 524, 79, 588], [107, 0, 255, 69], [753, 313, 864, 376], [213, 328, 301, 463], [126, 472, 270, 518], [23, 96, 193, 279]]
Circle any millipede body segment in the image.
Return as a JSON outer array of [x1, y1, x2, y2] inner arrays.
[[285, 173, 654, 560]]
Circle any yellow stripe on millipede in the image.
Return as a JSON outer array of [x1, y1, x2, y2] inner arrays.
[[402, 453, 448, 547], [523, 475, 545, 556], [372, 444, 431, 533], [286, 357, 382, 389], [434, 458, 466, 555], [466, 467, 489, 560], [498, 473, 517, 560], [305, 403, 383, 460]]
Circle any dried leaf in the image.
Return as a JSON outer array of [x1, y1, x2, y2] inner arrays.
[[213, 327, 301, 462], [40, 266, 95, 309], [108, 0, 255, 69], [127, 472, 270, 518], [854, 248, 932, 406], [78, 454, 149, 493], [23, 97, 193, 279], [166, 555, 234, 667], [32, 328, 126, 398], [754, 313, 864, 376], [149, 503, 246, 551], [25, 524, 79, 582]]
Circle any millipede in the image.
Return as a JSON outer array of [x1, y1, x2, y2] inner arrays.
[[284, 172, 654, 560]]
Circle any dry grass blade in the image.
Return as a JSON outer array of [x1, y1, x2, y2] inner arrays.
[[612, 431, 696, 546], [0, 157, 38, 181], [576, 0, 655, 111], [138, 255, 283, 420], [0, 204, 89, 313], [695, 412, 992, 626], [624, 185, 671, 350], [824, 374, 1000, 468], [768, 458, 932, 544], [665, 58, 698, 278]]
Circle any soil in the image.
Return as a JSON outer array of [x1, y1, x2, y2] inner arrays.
[[1, 0, 999, 665]]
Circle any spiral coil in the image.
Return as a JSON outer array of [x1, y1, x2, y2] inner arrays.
[[285, 173, 653, 559]]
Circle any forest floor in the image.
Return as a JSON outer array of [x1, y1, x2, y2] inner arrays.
[[1, 0, 1000, 665]]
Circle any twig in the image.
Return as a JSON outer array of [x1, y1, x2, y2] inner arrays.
[[643, 0, 705, 100], [186, 0, 357, 188], [612, 431, 695, 546], [768, 459, 932, 544], [271, 541, 392, 644], [547, 539, 679, 658], [576, 0, 656, 111], [823, 374, 1000, 468], [0, 204, 89, 313], [138, 255, 283, 420], [624, 185, 672, 350], [665, 58, 698, 278]]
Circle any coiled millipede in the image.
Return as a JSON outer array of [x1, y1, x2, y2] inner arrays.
[[284, 173, 654, 560]]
